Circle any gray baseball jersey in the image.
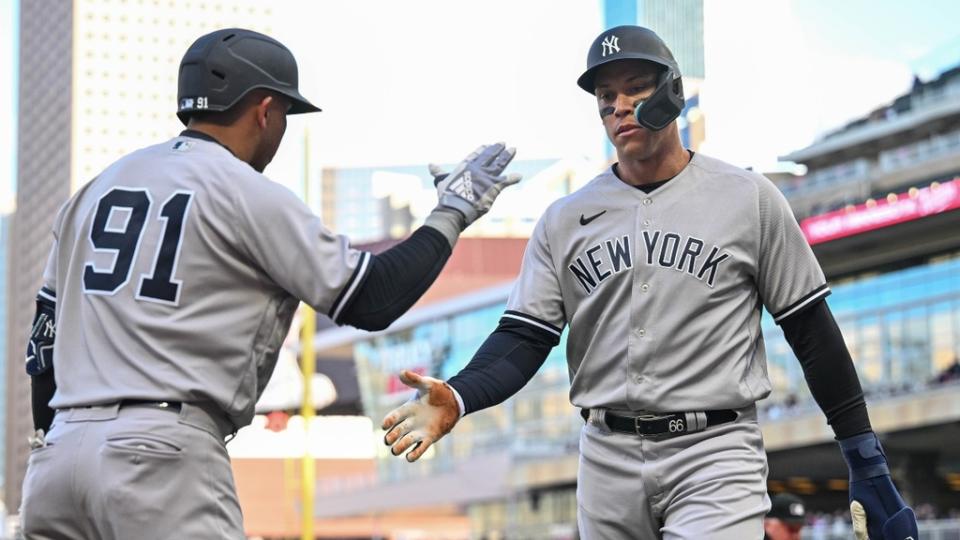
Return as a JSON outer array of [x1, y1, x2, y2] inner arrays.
[[41, 134, 371, 429], [505, 152, 829, 413]]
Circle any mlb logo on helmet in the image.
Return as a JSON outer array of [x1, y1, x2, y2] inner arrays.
[[601, 35, 620, 57], [179, 97, 194, 110]]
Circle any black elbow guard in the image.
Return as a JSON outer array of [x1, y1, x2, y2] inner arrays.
[[26, 289, 56, 376]]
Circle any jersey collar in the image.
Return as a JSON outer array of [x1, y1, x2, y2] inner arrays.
[[179, 129, 237, 157]]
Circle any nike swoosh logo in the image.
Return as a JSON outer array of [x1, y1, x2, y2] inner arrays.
[[579, 210, 607, 226]]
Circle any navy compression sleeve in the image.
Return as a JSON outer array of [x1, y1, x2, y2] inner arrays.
[[446, 317, 559, 415], [338, 226, 451, 331], [779, 298, 872, 439]]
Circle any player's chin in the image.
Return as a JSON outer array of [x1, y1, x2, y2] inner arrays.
[[614, 137, 652, 159]]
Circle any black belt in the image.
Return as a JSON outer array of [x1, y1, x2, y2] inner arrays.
[[581, 408, 737, 436], [119, 399, 182, 412]]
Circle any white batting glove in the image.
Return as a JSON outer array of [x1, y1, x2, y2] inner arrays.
[[431, 142, 522, 228], [28, 429, 47, 449], [381, 370, 461, 462], [850, 500, 868, 540]]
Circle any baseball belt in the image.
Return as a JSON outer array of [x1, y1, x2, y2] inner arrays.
[[119, 399, 182, 412], [118, 399, 237, 441], [580, 408, 737, 436]]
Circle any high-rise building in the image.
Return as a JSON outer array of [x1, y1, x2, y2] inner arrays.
[[71, 1, 277, 189], [0, 202, 12, 493], [6, 0, 277, 510], [6, 0, 73, 511]]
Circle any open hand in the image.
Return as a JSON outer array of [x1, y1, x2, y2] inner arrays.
[[381, 370, 461, 462]]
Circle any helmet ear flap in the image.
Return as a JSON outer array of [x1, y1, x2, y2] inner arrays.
[[634, 69, 685, 131]]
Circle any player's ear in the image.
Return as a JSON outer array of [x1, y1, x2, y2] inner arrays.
[[255, 95, 273, 130]]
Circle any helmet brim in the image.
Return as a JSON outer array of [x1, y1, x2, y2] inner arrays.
[[283, 89, 322, 115], [576, 53, 676, 94]]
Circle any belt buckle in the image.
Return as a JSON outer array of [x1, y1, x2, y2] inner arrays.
[[634, 416, 645, 435]]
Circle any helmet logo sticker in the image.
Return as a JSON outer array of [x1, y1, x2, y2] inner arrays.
[[179, 98, 194, 110], [601, 35, 620, 57]]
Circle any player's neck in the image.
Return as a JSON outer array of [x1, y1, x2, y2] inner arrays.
[[615, 144, 690, 187], [186, 123, 258, 168]]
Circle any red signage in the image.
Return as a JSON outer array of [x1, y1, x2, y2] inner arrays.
[[800, 178, 960, 245]]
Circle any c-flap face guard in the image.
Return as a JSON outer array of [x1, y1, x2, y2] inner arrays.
[[634, 68, 685, 131]]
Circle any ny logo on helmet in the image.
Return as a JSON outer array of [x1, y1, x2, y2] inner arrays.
[[601, 35, 620, 57]]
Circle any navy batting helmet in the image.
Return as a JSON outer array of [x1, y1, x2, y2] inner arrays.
[[177, 28, 321, 125], [578, 26, 685, 131]]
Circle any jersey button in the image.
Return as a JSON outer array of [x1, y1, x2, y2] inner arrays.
[[635, 374, 646, 383], [642, 219, 652, 227], [638, 328, 646, 337], [642, 198, 652, 206], [640, 283, 650, 292]]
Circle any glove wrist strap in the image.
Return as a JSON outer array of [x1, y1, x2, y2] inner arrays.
[[849, 462, 891, 482], [839, 431, 891, 482]]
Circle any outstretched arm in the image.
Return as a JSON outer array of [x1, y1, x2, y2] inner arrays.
[[781, 299, 917, 540], [338, 143, 521, 331]]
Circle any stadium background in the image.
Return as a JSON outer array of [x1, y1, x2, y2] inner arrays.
[[2, 0, 960, 538]]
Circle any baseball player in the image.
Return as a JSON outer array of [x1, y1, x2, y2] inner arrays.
[[21, 28, 520, 539], [381, 25, 918, 540]]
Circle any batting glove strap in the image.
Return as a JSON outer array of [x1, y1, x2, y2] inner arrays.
[[839, 431, 891, 482]]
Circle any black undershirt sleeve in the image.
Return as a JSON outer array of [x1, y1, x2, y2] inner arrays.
[[447, 318, 559, 415], [338, 226, 451, 331], [779, 298, 872, 439], [31, 368, 57, 433]]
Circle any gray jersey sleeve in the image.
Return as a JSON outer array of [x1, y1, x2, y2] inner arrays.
[[230, 175, 371, 322], [756, 179, 830, 323], [41, 203, 67, 296], [504, 213, 566, 337], [41, 245, 58, 299]]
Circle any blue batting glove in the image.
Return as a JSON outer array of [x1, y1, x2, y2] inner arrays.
[[839, 431, 918, 540]]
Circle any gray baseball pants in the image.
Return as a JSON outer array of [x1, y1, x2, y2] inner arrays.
[[20, 402, 244, 539], [577, 405, 771, 539]]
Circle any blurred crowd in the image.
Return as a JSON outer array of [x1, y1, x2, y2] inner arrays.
[[766, 497, 960, 540], [760, 357, 960, 421]]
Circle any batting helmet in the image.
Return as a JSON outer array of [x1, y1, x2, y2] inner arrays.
[[177, 28, 321, 125], [577, 25, 684, 131]]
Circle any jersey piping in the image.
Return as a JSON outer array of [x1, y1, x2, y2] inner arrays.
[[772, 284, 832, 323], [502, 310, 563, 337], [329, 250, 372, 322]]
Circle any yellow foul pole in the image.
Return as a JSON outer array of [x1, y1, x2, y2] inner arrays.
[[300, 129, 316, 540]]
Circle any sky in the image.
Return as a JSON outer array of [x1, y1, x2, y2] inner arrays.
[[700, 0, 960, 169], [1, 0, 959, 199]]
